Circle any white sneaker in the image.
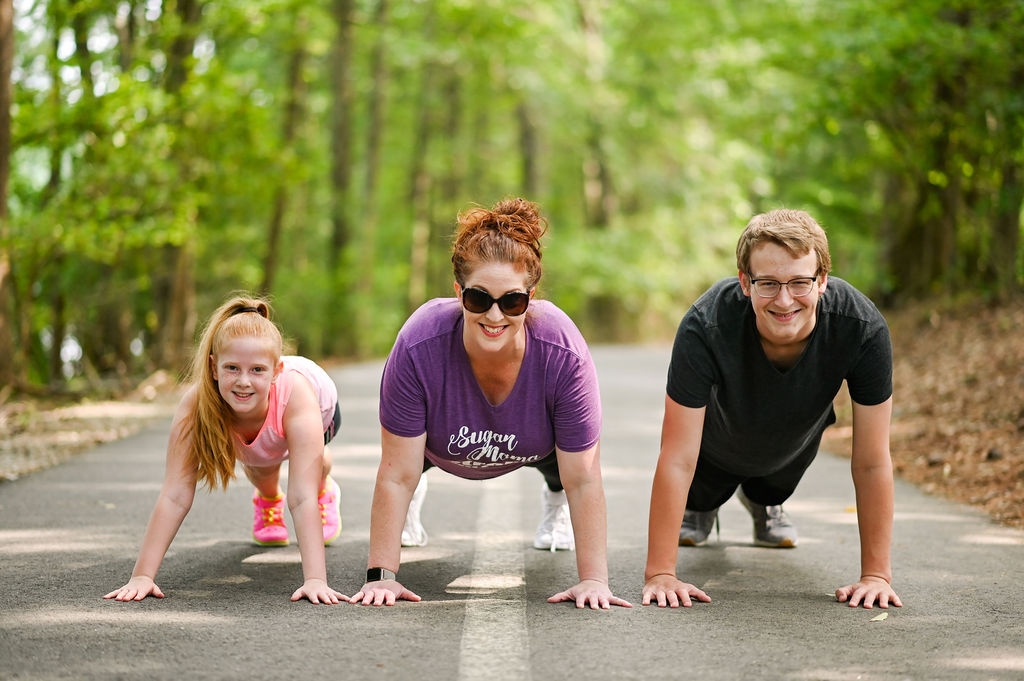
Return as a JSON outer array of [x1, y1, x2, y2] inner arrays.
[[533, 485, 574, 552], [401, 473, 429, 547]]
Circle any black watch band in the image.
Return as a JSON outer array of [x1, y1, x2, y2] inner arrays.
[[366, 567, 397, 582]]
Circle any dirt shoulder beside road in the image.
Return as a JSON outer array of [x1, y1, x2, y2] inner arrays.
[[826, 297, 1023, 529], [0, 371, 182, 482], [2, 298, 1022, 529]]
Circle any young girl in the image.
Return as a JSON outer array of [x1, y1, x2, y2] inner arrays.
[[104, 296, 347, 604]]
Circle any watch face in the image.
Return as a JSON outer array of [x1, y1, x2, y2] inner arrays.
[[366, 567, 396, 582]]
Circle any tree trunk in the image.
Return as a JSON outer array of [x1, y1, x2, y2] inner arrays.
[[329, 0, 354, 260], [41, 32, 62, 208], [71, 0, 94, 97], [576, 0, 615, 229], [517, 100, 539, 197], [260, 195, 287, 297], [466, 61, 490, 200], [0, 0, 14, 389], [48, 280, 66, 386], [164, 0, 200, 94], [162, 240, 196, 375], [352, 0, 389, 357], [890, 178, 931, 297], [886, 80, 964, 300], [991, 160, 1023, 296], [326, 0, 355, 355], [930, 121, 959, 294], [429, 71, 463, 294], [986, 61, 1024, 298], [406, 4, 437, 312], [37, 13, 73, 386], [406, 68, 438, 312], [582, 119, 618, 230], [408, 172, 432, 312], [116, 0, 136, 72], [154, 0, 201, 373], [363, 0, 388, 206], [439, 74, 462, 208], [260, 16, 308, 296], [877, 173, 909, 306]]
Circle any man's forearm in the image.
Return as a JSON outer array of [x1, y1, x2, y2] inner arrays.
[[853, 464, 895, 581], [645, 463, 689, 580]]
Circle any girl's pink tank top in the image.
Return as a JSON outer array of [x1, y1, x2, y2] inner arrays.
[[232, 356, 338, 467]]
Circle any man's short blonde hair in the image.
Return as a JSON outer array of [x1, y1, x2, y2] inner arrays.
[[736, 208, 832, 275]]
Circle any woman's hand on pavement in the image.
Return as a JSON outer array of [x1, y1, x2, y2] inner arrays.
[[290, 578, 348, 605], [349, 580, 422, 606]]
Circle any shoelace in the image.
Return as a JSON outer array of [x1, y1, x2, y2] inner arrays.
[[764, 505, 787, 525], [317, 483, 337, 524], [318, 490, 333, 525], [261, 506, 284, 526]]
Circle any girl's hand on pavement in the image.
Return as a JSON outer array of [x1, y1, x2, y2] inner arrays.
[[104, 576, 165, 602], [290, 578, 348, 604]]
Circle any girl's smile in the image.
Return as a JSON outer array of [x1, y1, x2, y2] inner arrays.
[[210, 337, 282, 425]]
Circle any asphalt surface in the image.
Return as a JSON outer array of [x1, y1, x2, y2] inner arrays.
[[1, 345, 1023, 681]]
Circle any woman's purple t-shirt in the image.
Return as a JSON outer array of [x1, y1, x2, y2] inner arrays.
[[379, 298, 601, 480]]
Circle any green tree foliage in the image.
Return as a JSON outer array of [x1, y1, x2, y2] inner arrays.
[[810, 0, 1024, 299], [2, 0, 1021, 392]]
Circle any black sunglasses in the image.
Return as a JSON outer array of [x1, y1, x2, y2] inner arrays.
[[460, 286, 531, 316]]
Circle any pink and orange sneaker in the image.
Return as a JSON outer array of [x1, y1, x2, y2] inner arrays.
[[319, 476, 342, 545], [252, 490, 289, 546]]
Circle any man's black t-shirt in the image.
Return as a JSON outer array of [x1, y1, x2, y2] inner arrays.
[[666, 276, 892, 477]]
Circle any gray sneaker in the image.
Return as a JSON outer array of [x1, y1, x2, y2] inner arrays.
[[678, 508, 719, 546], [737, 488, 797, 548]]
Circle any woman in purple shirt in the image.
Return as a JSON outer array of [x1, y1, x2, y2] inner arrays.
[[350, 198, 631, 610]]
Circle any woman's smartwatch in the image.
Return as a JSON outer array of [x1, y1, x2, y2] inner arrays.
[[365, 567, 397, 582]]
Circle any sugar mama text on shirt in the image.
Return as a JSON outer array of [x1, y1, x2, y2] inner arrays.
[[448, 425, 542, 465]]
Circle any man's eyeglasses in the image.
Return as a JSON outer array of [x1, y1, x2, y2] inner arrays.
[[460, 286, 531, 316], [747, 275, 819, 298]]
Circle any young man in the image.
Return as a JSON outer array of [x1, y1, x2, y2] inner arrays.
[[642, 209, 902, 610]]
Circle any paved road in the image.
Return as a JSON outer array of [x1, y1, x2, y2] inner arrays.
[[1, 345, 1023, 681]]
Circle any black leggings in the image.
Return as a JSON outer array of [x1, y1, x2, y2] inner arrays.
[[323, 403, 342, 445], [686, 444, 819, 511], [422, 451, 563, 492]]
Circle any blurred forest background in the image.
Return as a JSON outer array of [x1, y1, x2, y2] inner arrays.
[[0, 0, 1022, 393]]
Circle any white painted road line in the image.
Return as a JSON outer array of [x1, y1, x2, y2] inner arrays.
[[456, 475, 531, 681]]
